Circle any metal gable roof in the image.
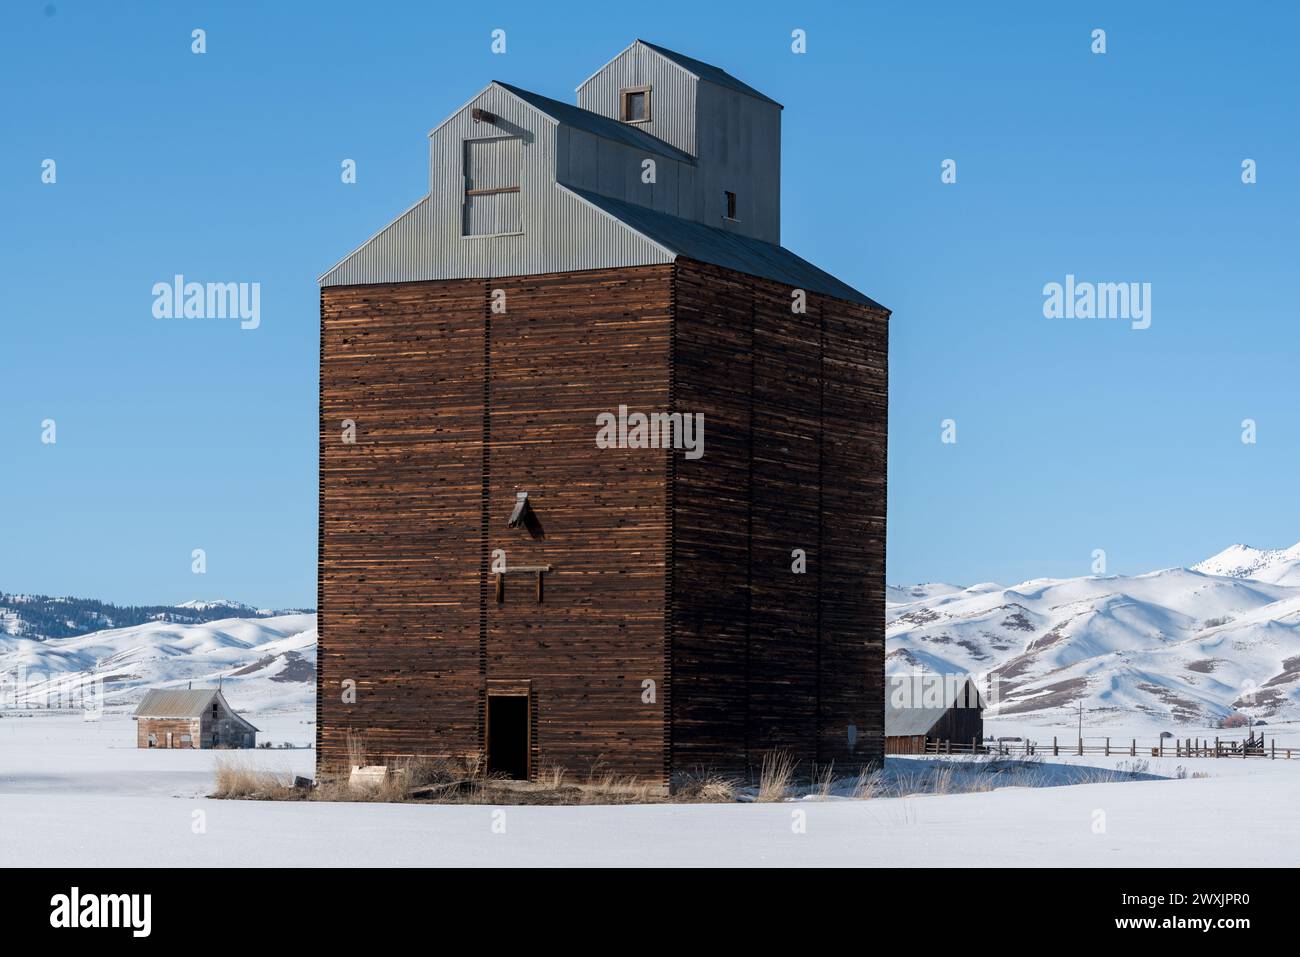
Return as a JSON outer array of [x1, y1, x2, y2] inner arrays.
[[494, 82, 696, 164], [134, 688, 218, 718], [885, 676, 984, 737], [636, 40, 783, 108], [133, 688, 259, 731], [565, 187, 883, 308]]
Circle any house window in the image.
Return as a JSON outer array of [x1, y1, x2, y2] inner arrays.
[[180, 734, 192, 746], [147, 733, 157, 748], [724, 190, 738, 220], [620, 86, 652, 123], [463, 137, 521, 236]]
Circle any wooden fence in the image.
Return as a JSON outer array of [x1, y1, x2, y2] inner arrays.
[[921, 734, 1295, 759]]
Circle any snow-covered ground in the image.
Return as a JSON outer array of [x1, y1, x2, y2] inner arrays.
[[2, 711, 1297, 867], [6, 542, 1300, 866]]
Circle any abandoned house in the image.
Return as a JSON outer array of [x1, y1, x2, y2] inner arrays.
[[133, 688, 258, 749], [317, 39, 889, 787], [884, 675, 985, 754]]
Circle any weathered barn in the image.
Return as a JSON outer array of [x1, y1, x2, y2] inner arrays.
[[317, 40, 889, 787], [134, 688, 258, 749], [885, 676, 984, 754]]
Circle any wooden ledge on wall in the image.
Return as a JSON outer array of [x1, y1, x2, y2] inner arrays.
[[494, 565, 551, 603]]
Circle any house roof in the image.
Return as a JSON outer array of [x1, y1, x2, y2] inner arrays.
[[495, 82, 695, 163], [567, 187, 883, 308], [885, 676, 984, 737], [635, 40, 783, 108], [134, 688, 259, 731]]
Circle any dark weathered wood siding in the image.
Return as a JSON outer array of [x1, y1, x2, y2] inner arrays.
[[884, 734, 928, 755], [483, 269, 672, 780], [320, 279, 487, 770], [318, 261, 886, 785], [319, 266, 673, 780], [670, 260, 888, 776]]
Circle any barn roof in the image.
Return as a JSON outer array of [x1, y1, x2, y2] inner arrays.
[[133, 688, 259, 731], [634, 40, 783, 108], [495, 82, 696, 163], [134, 688, 218, 717], [885, 676, 984, 737], [567, 188, 882, 308]]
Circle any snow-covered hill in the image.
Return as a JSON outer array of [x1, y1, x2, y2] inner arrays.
[[0, 613, 317, 714], [1191, 543, 1300, 586], [11, 542, 1300, 727], [888, 544, 1300, 729]]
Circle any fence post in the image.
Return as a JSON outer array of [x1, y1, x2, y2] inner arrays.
[[1215, 736, 1220, 758], [1159, 738, 1164, 758], [1104, 737, 1109, 757], [1053, 736, 1058, 757], [1131, 739, 1136, 757], [1272, 740, 1275, 760]]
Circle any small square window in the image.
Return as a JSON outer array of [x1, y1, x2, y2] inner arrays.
[[724, 191, 738, 220], [620, 86, 651, 123]]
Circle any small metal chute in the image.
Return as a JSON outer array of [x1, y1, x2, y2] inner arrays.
[[507, 491, 532, 528]]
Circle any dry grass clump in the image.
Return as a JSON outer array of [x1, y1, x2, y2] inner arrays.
[[810, 763, 837, 799], [674, 768, 739, 803], [851, 767, 884, 800], [577, 769, 659, 805], [756, 750, 797, 802], [211, 757, 293, 799], [345, 729, 368, 768]]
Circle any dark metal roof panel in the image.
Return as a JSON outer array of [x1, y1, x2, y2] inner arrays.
[[885, 676, 984, 737], [637, 40, 783, 107], [133, 688, 218, 718], [495, 83, 695, 163], [133, 688, 260, 732], [567, 187, 883, 309]]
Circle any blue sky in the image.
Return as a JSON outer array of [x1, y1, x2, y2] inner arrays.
[[2, 1, 1297, 607]]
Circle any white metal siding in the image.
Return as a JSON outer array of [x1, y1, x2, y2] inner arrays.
[[693, 82, 781, 243], [577, 44, 697, 157], [320, 85, 670, 287], [320, 48, 802, 289], [577, 43, 781, 243]]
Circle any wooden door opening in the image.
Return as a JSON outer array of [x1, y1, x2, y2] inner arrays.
[[487, 694, 530, 780]]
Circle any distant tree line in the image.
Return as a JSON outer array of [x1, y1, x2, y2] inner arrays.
[[0, 593, 313, 642]]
